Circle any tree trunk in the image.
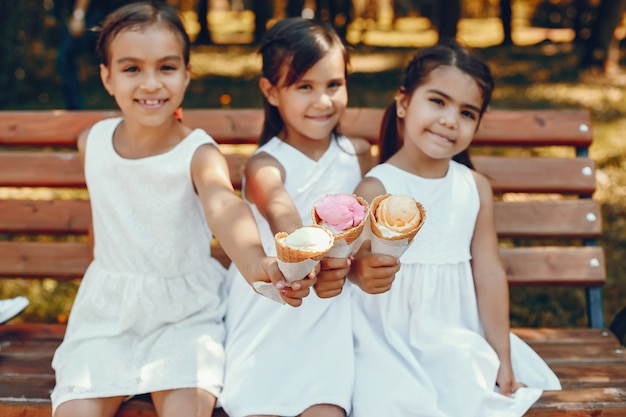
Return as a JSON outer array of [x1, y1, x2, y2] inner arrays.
[[437, 0, 460, 42], [500, 0, 513, 46], [580, 0, 626, 70]]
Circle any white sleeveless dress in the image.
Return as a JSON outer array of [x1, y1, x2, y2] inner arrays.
[[351, 162, 561, 417], [51, 118, 227, 413], [220, 136, 362, 417]]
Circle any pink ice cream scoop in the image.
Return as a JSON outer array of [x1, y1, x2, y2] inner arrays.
[[314, 194, 367, 234]]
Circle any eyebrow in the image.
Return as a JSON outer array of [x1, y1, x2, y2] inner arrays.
[[427, 88, 481, 113], [115, 55, 183, 65]]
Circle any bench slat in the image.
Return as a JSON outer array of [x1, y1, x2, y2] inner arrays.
[[473, 156, 596, 194], [0, 200, 90, 233], [0, 153, 84, 187], [495, 200, 602, 238], [0, 242, 90, 278], [0, 200, 601, 238], [0, 152, 596, 195], [501, 247, 605, 285], [0, 242, 604, 286], [0, 109, 593, 147]]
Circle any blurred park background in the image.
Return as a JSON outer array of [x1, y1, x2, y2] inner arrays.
[[1, 0, 626, 328]]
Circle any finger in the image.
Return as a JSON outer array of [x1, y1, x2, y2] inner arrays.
[[281, 285, 311, 300], [321, 257, 351, 270], [315, 278, 346, 293]]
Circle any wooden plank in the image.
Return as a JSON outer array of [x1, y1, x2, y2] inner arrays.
[[0, 109, 593, 147], [473, 156, 596, 194], [0, 200, 90, 233], [495, 200, 602, 238], [475, 109, 593, 146], [525, 387, 626, 416], [0, 152, 597, 195], [0, 153, 84, 187], [513, 328, 621, 345], [0, 243, 606, 284], [0, 242, 91, 278], [0, 199, 602, 239], [501, 247, 605, 285]]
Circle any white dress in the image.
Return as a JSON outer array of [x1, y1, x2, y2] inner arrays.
[[51, 118, 227, 413], [351, 162, 561, 417], [220, 136, 362, 417]]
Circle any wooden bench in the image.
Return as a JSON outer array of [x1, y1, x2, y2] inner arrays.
[[1, 108, 625, 416]]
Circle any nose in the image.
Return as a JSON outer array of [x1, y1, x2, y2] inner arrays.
[[438, 110, 457, 129], [140, 72, 163, 91], [316, 92, 332, 108]]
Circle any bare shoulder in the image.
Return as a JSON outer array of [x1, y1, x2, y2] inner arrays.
[[471, 170, 494, 203], [245, 151, 283, 175]]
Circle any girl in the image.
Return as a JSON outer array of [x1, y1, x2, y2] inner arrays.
[[220, 17, 375, 417], [50, 4, 313, 417], [350, 43, 562, 417]]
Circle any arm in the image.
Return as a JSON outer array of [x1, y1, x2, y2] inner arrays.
[[346, 177, 400, 294], [470, 172, 523, 395], [76, 128, 94, 259], [192, 144, 314, 307], [349, 137, 374, 177], [244, 152, 302, 235], [69, 0, 90, 37]]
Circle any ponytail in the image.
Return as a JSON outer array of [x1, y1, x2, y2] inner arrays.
[[378, 101, 401, 164]]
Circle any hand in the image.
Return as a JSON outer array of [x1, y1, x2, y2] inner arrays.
[[314, 257, 351, 298], [496, 363, 525, 397], [351, 249, 400, 294], [260, 257, 317, 307]]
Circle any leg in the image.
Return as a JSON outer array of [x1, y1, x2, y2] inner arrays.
[[54, 396, 126, 417], [300, 404, 345, 417], [152, 388, 217, 417]]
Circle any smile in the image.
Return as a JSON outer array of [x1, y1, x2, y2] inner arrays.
[[137, 99, 167, 106]]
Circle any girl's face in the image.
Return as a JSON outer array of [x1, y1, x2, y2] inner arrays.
[[261, 45, 348, 149], [100, 24, 190, 127], [397, 65, 483, 163]]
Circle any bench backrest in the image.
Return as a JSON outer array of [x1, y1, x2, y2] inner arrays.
[[0, 109, 605, 328]]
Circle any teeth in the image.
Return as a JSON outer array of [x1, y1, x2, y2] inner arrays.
[[144, 100, 160, 105]]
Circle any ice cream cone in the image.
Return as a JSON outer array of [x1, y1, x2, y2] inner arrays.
[[369, 194, 426, 257], [312, 194, 369, 257], [274, 225, 334, 283]]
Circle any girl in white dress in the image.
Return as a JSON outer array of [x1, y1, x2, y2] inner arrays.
[[350, 42, 562, 417], [50, 4, 312, 417], [220, 18, 373, 417]]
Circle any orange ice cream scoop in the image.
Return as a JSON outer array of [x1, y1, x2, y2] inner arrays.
[[374, 194, 423, 236]]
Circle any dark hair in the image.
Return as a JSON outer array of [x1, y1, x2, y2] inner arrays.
[[258, 17, 349, 145], [95, 2, 190, 67], [379, 42, 494, 167]]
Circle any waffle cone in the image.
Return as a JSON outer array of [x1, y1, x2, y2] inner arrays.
[[369, 194, 426, 243], [312, 194, 370, 245], [274, 226, 334, 263]]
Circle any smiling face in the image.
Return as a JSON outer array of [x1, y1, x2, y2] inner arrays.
[[260, 45, 348, 151], [99, 24, 190, 127], [396, 65, 483, 165]]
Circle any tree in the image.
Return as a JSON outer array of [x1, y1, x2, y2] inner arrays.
[[579, 0, 626, 71], [436, 0, 460, 42], [0, 0, 47, 109], [500, 0, 513, 46]]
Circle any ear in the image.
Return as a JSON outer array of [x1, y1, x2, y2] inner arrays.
[[396, 87, 409, 119], [99, 64, 114, 96], [184, 63, 191, 90], [259, 77, 278, 106]]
